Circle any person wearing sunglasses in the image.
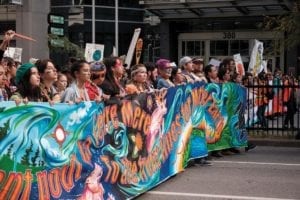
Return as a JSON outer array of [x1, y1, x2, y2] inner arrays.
[[86, 61, 109, 101], [156, 59, 174, 89]]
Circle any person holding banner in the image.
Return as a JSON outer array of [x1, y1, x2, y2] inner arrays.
[[125, 63, 152, 95], [156, 59, 174, 89], [204, 64, 219, 83], [36, 59, 60, 103], [217, 65, 231, 83], [192, 57, 207, 83], [61, 60, 91, 103], [179, 56, 201, 83], [54, 73, 68, 98], [86, 61, 108, 101], [171, 67, 185, 86], [144, 62, 158, 89], [10, 62, 42, 103], [222, 57, 236, 77], [99, 56, 126, 105]]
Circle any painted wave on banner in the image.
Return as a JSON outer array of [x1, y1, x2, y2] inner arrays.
[[0, 82, 247, 200]]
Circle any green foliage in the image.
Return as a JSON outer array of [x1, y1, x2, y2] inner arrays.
[[31, 147, 40, 167], [264, 1, 300, 49], [0, 119, 10, 140], [21, 141, 33, 166], [39, 160, 45, 167], [48, 34, 84, 59], [0, 107, 5, 113], [6, 143, 14, 158]]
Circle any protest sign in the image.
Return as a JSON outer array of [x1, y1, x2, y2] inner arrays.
[[85, 43, 105, 62], [248, 39, 264, 76], [4, 47, 22, 62], [125, 28, 141, 67], [233, 53, 245, 75]]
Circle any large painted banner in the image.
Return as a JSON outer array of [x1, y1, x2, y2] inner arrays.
[[0, 82, 247, 200]]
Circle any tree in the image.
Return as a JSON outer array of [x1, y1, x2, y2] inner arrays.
[[264, 1, 300, 49], [31, 147, 40, 167], [0, 119, 10, 140], [48, 34, 84, 59], [20, 141, 33, 166], [6, 143, 14, 158]]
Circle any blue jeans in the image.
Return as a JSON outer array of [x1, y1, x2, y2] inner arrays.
[[257, 104, 267, 127]]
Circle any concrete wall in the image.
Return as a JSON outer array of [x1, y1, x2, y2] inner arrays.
[[16, 0, 50, 62]]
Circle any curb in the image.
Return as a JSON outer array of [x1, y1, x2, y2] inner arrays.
[[249, 138, 300, 148]]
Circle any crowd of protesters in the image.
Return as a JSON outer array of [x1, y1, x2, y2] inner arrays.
[[1, 30, 299, 164]]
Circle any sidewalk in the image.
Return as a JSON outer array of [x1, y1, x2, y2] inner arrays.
[[249, 137, 300, 148]]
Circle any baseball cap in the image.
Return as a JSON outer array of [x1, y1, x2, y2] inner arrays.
[[179, 56, 192, 67]]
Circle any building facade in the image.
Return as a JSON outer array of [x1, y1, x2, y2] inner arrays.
[[140, 0, 299, 75], [0, 0, 145, 66]]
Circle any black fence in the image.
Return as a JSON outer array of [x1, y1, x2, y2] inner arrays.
[[245, 81, 300, 138]]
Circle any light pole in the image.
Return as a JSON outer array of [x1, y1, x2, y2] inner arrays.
[[147, 43, 152, 62], [115, 0, 119, 56], [92, 0, 95, 43]]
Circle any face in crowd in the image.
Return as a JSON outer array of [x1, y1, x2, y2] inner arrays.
[[157, 59, 172, 79], [43, 61, 58, 82], [72, 61, 91, 83], [56, 73, 68, 91], [229, 60, 236, 72], [192, 60, 204, 73], [112, 58, 124, 78], [208, 65, 218, 80], [90, 62, 106, 85], [29, 67, 41, 88], [0, 65, 6, 88], [172, 67, 185, 85], [131, 64, 147, 84], [149, 68, 158, 82], [183, 60, 194, 72]]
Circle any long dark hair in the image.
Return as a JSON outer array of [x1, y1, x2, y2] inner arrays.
[[70, 60, 89, 79], [35, 59, 53, 74], [103, 56, 121, 92], [17, 68, 42, 101]]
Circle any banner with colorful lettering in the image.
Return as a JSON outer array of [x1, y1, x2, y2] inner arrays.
[[0, 82, 247, 200]]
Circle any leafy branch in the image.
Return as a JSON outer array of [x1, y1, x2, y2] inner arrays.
[[263, 1, 300, 49], [48, 34, 84, 59]]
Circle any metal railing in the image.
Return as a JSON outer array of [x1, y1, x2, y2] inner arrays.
[[245, 82, 300, 138]]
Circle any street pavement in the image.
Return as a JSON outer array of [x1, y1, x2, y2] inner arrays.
[[136, 146, 300, 200]]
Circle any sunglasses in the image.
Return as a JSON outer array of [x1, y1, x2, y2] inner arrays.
[[91, 73, 105, 80], [162, 68, 173, 73]]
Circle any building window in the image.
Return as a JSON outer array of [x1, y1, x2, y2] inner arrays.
[[181, 40, 204, 56], [230, 40, 249, 56], [210, 40, 228, 56], [261, 40, 278, 56]]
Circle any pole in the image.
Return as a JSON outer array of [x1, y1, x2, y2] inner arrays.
[[92, 0, 95, 43], [115, 0, 118, 56]]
